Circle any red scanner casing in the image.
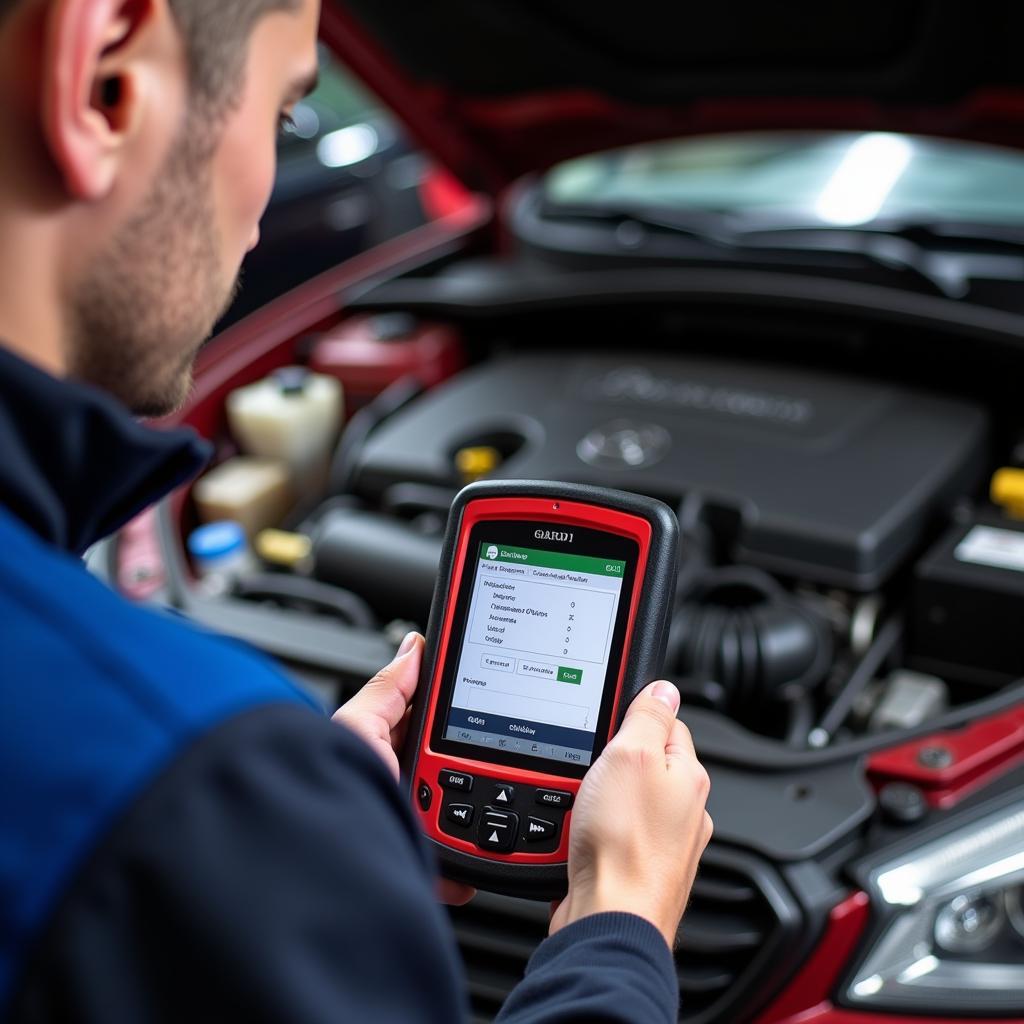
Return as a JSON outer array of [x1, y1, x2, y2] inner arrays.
[[401, 480, 679, 899]]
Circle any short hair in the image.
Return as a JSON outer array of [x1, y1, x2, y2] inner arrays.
[[167, 0, 302, 112], [0, 0, 301, 112]]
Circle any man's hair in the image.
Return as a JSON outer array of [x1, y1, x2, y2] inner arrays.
[[0, 0, 301, 113], [167, 0, 301, 112]]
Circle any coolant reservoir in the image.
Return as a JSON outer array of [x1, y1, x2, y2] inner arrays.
[[192, 456, 293, 538], [227, 367, 343, 495]]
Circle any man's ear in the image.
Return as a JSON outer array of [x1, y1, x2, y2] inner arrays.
[[40, 0, 174, 201]]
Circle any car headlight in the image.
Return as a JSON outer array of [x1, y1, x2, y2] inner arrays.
[[846, 797, 1024, 1014]]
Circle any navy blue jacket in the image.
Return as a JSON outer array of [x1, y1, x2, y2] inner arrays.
[[0, 346, 679, 1023]]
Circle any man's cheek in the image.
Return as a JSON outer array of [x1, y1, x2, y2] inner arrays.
[[214, 111, 277, 264], [237, 135, 277, 231], [230, 157, 274, 259]]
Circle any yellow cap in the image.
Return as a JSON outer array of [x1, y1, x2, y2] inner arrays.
[[991, 468, 1024, 519], [454, 445, 502, 483], [255, 529, 313, 569]]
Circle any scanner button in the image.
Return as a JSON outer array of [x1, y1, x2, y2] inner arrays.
[[445, 803, 475, 828], [536, 789, 573, 810], [491, 783, 515, 806], [478, 808, 519, 853], [439, 769, 473, 792], [416, 781, 432, 811], [524, 816, 558, 843]]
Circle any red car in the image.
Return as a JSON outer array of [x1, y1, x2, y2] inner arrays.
[[103, 4, 1024, 1022]]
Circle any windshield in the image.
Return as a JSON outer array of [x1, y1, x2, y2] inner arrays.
[[543, 132, 1024, 228]]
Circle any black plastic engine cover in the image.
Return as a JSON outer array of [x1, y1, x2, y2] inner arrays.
[[353, 355, 989, 590]]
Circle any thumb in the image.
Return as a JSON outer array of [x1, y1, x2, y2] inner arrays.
[[341, 632, 423, 731], [614, 680, 681, 751]]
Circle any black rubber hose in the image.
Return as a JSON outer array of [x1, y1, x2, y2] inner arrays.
[[312, 508, 442, 622], [670, 566, 833, 714], [686, 676, 1024, 770], [233, 573, 377, 629]]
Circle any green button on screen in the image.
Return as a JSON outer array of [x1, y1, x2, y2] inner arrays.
[[557, 666, 583, 684]]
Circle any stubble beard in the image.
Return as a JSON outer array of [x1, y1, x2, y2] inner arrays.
[[68, 127, 240, 419]]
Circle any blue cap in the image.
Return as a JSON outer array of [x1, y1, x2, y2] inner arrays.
[[188, 521, 246, 562], [273, 366, 310, 396]]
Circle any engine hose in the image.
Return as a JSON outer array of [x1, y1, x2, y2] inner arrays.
[[312, 507, 442, 623], [667, 566, 833, 715], [232, 573, 377, 630]]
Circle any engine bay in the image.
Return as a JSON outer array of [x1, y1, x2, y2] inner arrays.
[[158, 305, 1024, 758], [111, 280, 1024, 1022], [331, 349, 996, 748]]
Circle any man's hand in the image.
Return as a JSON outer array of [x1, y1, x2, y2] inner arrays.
[[332, 631, 422, 781], [550, 680, 713, 949], [332, 633, 475, 907]]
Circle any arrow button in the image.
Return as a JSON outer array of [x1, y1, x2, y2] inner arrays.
[[477, 808, 519, 853], [491, 783, 516, 805]]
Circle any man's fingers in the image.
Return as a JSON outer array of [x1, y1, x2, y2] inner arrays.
[[390, 705, 413, 752], [664, 717, 696, 761], [665, 716, 709, 793], [335, 632, 422, 732], [614, 680, 681, 752], [437, 878, 476, 906]]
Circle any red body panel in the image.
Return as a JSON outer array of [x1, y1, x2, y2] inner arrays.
[[755, 892, 870, 1024], [436, 89, 1024, 185], [308, 316, 466, 411], [411, 496, 652, 865], [768, 1011, 1024, 1024], [868, 704, 1024, 809]]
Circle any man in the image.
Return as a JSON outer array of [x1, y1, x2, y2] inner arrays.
[[0, 1, 713, 1021]]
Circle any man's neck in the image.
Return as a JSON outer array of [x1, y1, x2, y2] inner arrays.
[[0, 207, 68, 377]]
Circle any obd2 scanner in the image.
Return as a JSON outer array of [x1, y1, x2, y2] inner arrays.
[[402, 481, 678, 898]]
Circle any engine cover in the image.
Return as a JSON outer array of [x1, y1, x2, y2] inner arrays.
[[353, 355, 988, 590]]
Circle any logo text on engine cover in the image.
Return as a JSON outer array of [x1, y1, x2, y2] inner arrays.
[[592, 366, 814, 425]]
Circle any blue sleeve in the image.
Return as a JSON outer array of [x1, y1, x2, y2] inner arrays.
[[10, 695, 677, 1024], [496, 913, 679, 1024], [8, 704, 470, 1024]]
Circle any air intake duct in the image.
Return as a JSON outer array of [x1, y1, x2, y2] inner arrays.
[[668, 567, 832, 717]]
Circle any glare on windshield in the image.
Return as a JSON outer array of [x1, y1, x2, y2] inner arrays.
[[543, 132, 1024, 227]]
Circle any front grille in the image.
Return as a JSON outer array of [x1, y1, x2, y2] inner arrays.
[[447, 845, 801, 1024]]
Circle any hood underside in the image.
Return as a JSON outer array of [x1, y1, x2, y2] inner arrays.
[[323, 1, 1024, 192]]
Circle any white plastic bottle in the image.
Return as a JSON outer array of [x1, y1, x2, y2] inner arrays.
[[226, 367, 344, 496]]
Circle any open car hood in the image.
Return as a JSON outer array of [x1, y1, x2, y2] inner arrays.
[[322, 1, 1024, 193]]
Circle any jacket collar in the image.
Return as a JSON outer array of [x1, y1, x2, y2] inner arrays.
[[0, 346, 211, 555]]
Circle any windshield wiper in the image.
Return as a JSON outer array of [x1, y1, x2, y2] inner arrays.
[[733, 222, 1024, 299], [538, 202, 740, 248], [543, 203, 1024, 299]]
